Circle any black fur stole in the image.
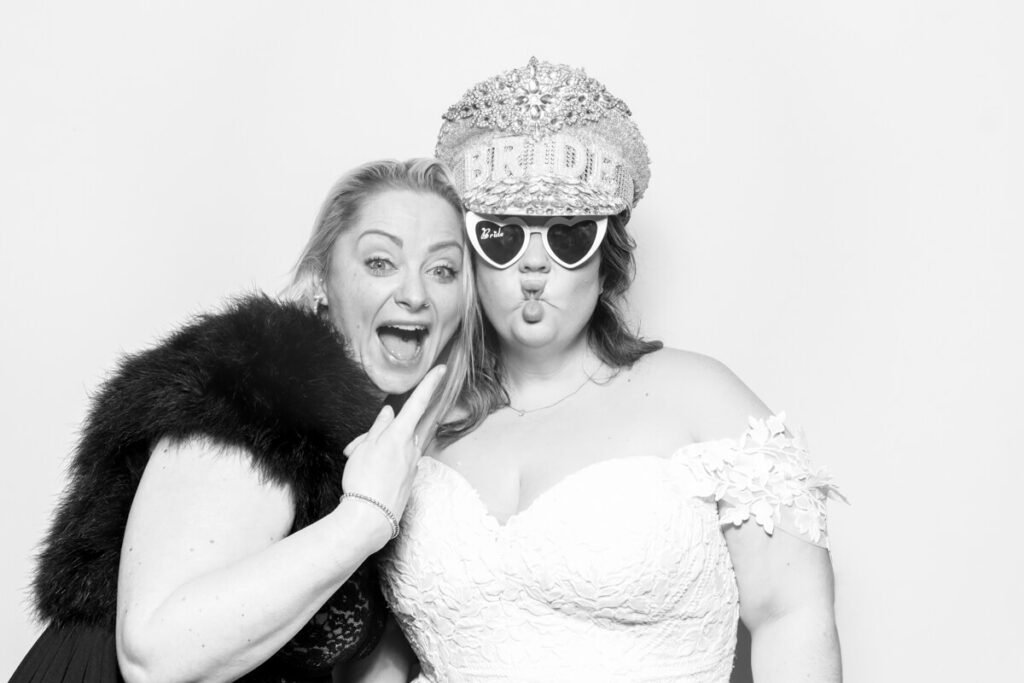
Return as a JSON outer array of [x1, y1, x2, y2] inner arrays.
[[32, 295, 381, 629]]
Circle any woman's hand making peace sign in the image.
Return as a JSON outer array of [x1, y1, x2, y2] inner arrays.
[[340, 364, 448, 547]]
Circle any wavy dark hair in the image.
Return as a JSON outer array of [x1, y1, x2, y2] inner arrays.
[[438, 213, 662, 442]]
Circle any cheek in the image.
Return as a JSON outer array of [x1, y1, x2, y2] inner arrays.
[[475, 270, 514, 315], [558, 267, 601, 321], [570, 259, 602, 296], [571, 271, 602, 301], [329, 273, 380, 337], [432, 284, 466, 331]]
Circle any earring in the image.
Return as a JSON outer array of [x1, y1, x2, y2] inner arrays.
[[313, 292, 328, 313]]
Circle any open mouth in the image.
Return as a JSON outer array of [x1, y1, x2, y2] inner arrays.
[[376, 324, 429, 363]]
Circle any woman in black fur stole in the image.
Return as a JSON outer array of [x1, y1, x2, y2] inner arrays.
[[12, 158, 475, 683]]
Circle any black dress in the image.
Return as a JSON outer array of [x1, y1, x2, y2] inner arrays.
[[12, 296, 389, 682]]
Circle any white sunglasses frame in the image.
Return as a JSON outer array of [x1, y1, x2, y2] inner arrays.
[[464, 212, 609, 270]]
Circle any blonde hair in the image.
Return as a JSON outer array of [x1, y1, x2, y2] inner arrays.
[[284, 158, 477, 431]]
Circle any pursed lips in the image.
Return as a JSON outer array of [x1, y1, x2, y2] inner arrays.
[[520, 278, 546, 301]]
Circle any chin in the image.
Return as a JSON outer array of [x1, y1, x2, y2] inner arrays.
[[511, 332, 560, 350], [508, 321, 558, 348], [366, 354, 435, 395], [368, 369, 420, 395]]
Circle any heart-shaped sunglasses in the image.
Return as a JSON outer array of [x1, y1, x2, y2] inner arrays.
[[465, 212, 608, 270]]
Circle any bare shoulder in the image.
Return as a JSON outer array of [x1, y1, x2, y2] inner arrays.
[[630, 348, 772, 442], [629, 347, 745, 395]]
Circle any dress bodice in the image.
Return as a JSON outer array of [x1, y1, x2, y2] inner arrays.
[[379, 415, 841, 683]]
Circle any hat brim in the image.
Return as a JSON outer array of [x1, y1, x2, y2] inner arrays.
[[461, 175, 629, 217]]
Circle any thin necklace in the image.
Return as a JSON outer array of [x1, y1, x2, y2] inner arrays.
[[506, 371, 597, 417]]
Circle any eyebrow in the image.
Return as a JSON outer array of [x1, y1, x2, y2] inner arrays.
[[359, 229, 403, 246], [427, 240, 464, 255], [358, 230, 463, 254]]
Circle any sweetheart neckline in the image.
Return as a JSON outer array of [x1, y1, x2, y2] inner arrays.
[[419, 440, 720, 530]]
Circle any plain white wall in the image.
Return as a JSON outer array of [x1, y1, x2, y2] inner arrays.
[[2, 2, 1020, 680]]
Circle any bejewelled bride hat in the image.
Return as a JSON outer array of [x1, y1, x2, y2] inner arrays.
[[435, 58, 651, 217]]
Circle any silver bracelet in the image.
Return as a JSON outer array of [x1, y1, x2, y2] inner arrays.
[[341, 493, 401, 540]]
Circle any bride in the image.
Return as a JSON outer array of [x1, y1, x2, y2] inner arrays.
[[362, 59, 843, 682]]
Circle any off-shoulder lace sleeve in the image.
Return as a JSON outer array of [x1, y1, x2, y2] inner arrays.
[[684, 413, 846, 548]]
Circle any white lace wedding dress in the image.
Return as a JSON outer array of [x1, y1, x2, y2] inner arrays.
[[379, 415, 841, 682]]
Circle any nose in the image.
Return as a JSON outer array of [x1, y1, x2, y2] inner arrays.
[[394, 271, 430, 311], [518, 233, 551, 273]]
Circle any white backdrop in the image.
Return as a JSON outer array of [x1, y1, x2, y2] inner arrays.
[[2, 2, 1021, 680]]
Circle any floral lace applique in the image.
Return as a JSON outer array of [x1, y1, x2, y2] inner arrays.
[[685, 413, 846, 547]]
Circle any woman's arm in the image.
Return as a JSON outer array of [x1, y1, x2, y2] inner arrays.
[[117, 365, 446, 683], [724, 523, 841, 682], [116, 436, 392, 683], [674, 351, 842, 680]]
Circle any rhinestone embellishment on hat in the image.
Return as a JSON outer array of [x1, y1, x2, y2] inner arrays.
[[442, 57, 633, 138], [437, 58, 651, 215]]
